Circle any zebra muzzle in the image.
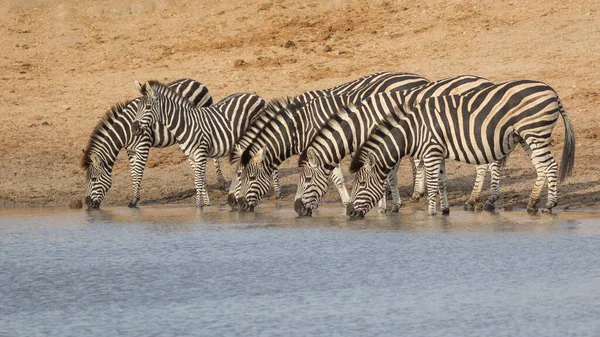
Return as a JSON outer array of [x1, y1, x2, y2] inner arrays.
[[85, 196, 100, 209], [346, 203, 365, 219], [294, 198, 313, 217]]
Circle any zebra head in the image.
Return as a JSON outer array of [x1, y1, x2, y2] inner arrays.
[[84, 152, 112, 209], [347, 153, 386, 219], [134, 81, 159, 136], [294, 148, 332, 217], [238, 148, 272, 211]]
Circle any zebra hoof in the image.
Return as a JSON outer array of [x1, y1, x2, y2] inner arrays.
[[483, 201, 495, 213], [128, 202, 138, 208], [410, 194, 422, 202], [391, 204, 401, 213], [378, 208, 387, 214], [527, 207, 538, 215], [441, 208, 450, 215], [463, 203, 475, 212], [541, 208, 553, 214], [274, 194, 282, 200]]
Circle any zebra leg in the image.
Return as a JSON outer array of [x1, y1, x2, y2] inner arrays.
[[411, 157, 425, 202], [126, 148, 149, 208], [190, 152, 210, 207], [521, 140, 558, 213], [464, 164, 488, 211], [272, 169, 282, 199], [213, 158, 227, 191], [526, 145, 560, 215], [424, 157, 442, 216], [378, 179, 388, 214], [483, 161, 501, 212], [438, 160, 449, 215], [388, 162, 402, 212], [330, 165, 350, 206]]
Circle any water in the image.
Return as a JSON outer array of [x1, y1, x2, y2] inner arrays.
[[1, 205, 600, 337]]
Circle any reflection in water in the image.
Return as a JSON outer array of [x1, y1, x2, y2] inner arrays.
[[76, 204, 600, 234], [1, 205, 599, 337]]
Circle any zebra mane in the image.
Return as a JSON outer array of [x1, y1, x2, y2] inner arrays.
[[81, 100, 133, 168], [230, 95, 303, 165], [349, 113, 403, 174], [147, 80, 195, 110], [297, 102, 356, 166]]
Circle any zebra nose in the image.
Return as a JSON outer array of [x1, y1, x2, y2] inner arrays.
[[85, 196, 100, 209], [346, 203, 363, 219], [238, 197, 248, 210], [294, 198, 312, 217], [227, 193, 238, 210]]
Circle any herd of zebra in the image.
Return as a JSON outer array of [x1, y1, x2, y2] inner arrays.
[[82, 71, 575, 218]]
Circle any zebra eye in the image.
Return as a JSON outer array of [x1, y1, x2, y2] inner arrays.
[[358, 181, 367, 187], [304, 176, 312, 183], [91, 177, 98, 183]]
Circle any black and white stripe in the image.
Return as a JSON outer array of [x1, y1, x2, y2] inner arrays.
[[229, 72, 430, 211], [347, 80, 575, 218], [135, 80, 266, 207], [294, 75, 500, 216], [82, 78, 223, 208]]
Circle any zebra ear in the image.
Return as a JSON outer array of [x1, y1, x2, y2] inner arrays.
[[146, 83, 155, 98], [134, 81, 145, 94], [365, 153, 377, 171], [252, 148, 265, 164], [307, 148, 319, 168]]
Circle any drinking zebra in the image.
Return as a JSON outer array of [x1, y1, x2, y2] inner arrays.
[[229, 72, 430, 211], [134, 80, 266, 207], [294, 75, 500, 216], [225, 72, 408, 210], [346, 80, 575, 218], [82, 78, 225, 209]]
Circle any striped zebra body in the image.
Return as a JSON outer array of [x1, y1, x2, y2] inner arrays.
[[82, 78, 223, 209], [294, 75, 499, 216], [347, 80, 575, 218], [226, 71, 428, 211], [230, 72, 430, 211], [135, 81, 266, 207]]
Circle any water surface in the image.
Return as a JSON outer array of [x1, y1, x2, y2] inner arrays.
[[1, 205, 599, 337]]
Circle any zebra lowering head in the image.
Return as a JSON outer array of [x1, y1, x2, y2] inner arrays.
[[237, 148, 273, 212], [133, 81, 159, 135], [82, 152, 112, 209], [346, 153, 387, 219], [294, 148, 334, 217]]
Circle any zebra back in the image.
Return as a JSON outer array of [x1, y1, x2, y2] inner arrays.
[[350, 79, 564, 174], [236, 72, 429, 168], [298, 75, 493, 167]]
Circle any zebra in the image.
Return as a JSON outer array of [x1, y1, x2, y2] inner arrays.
[[229, 72, 430, 211], [294, 75, 502, 216], [82, 78, 226, 209], [134, 80, 266, 207], [346, 80, 575, 218], [226, 71, 422, 210]]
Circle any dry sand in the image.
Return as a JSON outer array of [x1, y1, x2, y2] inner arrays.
[[1, 0, 599, 211]]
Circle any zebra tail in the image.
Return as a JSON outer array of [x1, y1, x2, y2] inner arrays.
[[557, 98, 576, 183]]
